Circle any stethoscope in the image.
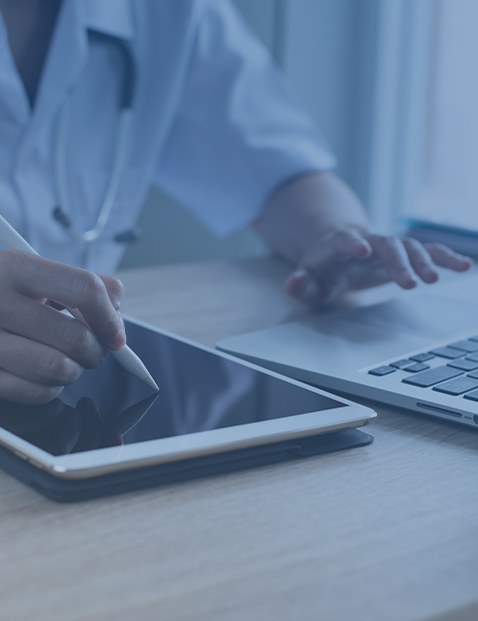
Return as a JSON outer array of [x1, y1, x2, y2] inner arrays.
[[53, 31, 141, 245]]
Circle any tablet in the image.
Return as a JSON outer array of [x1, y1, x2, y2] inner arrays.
[[0, 317, 376, 501]]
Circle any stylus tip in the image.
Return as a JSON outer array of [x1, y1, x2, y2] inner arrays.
[[144, 375, 160, 391]]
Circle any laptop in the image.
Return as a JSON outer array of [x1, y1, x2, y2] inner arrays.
[[217, 272, 478, 428]]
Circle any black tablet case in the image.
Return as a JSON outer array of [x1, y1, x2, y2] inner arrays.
[[0, 428, 373, 502]]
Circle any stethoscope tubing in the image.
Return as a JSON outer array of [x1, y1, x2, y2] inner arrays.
[[53, 31, 137, 246]]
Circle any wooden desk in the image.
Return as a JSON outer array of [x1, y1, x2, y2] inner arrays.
[[1, 258, 477, 621]]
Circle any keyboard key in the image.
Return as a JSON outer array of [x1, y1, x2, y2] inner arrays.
[[465, 352, 478, 363], [467, 370, 478, 380], [433, 377, 478, 395], [429, 347, 465, 359], [467, 336, 478, 343], [448, 340, 478, 353], [464, 389, 478, 402], [410, 352, 435, 363], [390, 359, 415, 369], [369, 366, 395, 376], [404, 363, 430, 373], [403, 366, 463, 388], [448, 359, 478, 371]]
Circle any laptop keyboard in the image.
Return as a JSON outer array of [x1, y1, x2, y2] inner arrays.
[[368, 335, 478, 401]]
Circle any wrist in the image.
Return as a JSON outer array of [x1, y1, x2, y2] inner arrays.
[[254, 171, 371, 266]]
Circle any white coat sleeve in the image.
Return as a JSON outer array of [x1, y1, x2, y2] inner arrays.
[[154, 0, 337, 237]]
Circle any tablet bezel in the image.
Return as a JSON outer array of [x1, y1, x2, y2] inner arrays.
[[0, 316, 376, 479]]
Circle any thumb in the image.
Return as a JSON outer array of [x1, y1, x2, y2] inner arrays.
[[285, 229, 372, 305]]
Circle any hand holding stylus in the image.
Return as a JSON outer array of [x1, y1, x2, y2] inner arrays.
[[0, 249, 124, 403], [0, 215, 158, 404], [0, 216, 159, 403]]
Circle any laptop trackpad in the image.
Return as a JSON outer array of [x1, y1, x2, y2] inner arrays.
[[218, 293, 478, 375], [330, 293, 478, 340]]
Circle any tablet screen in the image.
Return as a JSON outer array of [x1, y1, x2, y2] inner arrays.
[[0, 320, 344, 456]]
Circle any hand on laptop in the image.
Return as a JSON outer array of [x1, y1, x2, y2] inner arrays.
[[254, 171, 473, 306], [285, 229, 473, 305]]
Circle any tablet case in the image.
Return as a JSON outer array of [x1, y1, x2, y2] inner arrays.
[[0, 428, 373, 502]]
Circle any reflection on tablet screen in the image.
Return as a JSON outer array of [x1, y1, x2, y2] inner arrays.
[[0, 321, 344, 455]]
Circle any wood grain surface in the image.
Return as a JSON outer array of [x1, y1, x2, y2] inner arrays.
[[0, 257, 477, 621]]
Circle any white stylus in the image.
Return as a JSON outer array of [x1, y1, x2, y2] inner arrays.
[[0, 215, 159, 392]]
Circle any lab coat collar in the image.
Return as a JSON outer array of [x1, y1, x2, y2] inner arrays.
[[82, 0, 134, 40], [0, 14, 30, 125], [20, 0, 134, 152], [39, 0, 134, 107], [24, 0, 87, 138]]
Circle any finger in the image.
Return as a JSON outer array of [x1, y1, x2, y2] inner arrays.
[[328, 229, 373, 261], [0, 250, 126, 350], [424, 243, 473, 272], [285, 269, 321, 302], [401, 237, 439, 284], [0, 295, 106, 369], [98, 275, 126, 311], [0, 369, 63, 405], [0, 328, 83, 386], [286, 230, 373, 305], [368, 235, 418, 289], [98, 274, 126, 332], [302, 230, 372, 273]]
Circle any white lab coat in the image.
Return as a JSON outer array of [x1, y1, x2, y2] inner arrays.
[[0, 0, 336, 273]]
